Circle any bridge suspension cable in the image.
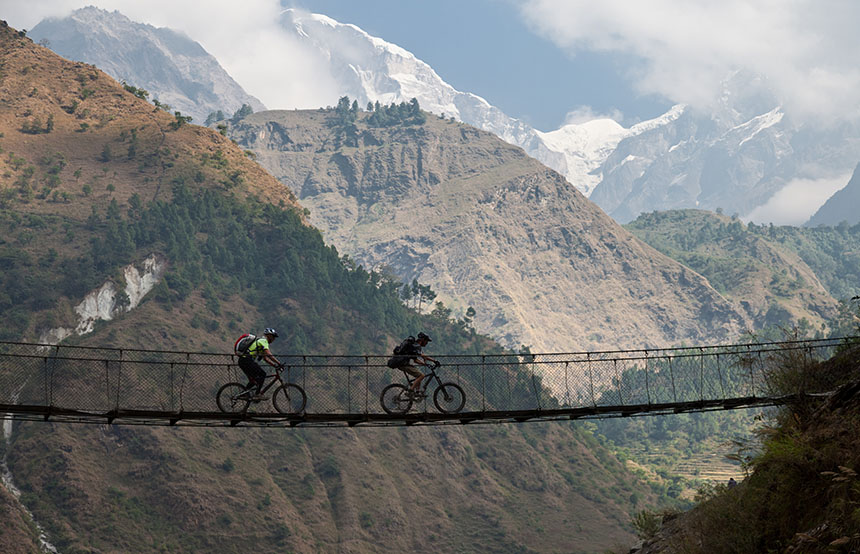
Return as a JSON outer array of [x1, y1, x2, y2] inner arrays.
[[0, 337, 854, 427]]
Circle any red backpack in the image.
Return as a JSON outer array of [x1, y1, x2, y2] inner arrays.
[[233, 333, 256, 356]]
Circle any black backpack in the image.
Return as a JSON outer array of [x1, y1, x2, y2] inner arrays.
[[393, 336, 416, 356]]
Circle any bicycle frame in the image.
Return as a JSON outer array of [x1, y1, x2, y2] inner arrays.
[[380, 361, 466, 415], [244, 366, 288, 396], [401, 363, 443, 394], [218, 365, 307, 415]]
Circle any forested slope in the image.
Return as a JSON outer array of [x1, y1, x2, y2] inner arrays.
[[0, 22, 655, 553]]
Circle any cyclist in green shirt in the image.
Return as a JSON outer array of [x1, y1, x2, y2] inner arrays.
[[238, 328, 283, 401]]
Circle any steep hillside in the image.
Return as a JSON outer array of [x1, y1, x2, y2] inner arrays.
[[0, 22, 658, 553], [0, 481, 42, 554], [29, 6, 266, 123], [0, 19, 296, 343], [228, 106, 750, 352], [625, 209, 840, 331], [633, 342, 860, 553], [807, 162, 860, 227]]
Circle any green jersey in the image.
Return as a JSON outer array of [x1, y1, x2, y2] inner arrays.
[[246, 337, 270, 360]]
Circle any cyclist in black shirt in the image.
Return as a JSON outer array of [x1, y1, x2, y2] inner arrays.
[[388, 332, 437, 397]]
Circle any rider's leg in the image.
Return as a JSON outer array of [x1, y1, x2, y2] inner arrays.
[[401, 365, 424, 393], [239, 357, 266, 394]]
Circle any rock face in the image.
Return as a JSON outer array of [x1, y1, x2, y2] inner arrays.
[[231, 110, 749, 351], [38, 255, 166, 345], [591, 105, 860, 224], [28, 7, 265, 123], [806, 163, 860, 226]]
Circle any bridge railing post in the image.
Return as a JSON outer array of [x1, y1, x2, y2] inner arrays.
[[587, 352, 596, 407], [716, 353, 726, 398], [644, 350, 651, 405], [505, 355, 513, 411], [530, 354, 541, 411], [364, 356, 370, 416], [482, 355, 487, 413], [43, 355, 50, 408], [749, 346, 758, 397], [563, 361, 570, 407], [669, 356, 677, 403]]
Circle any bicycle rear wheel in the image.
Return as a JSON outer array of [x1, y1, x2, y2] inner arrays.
[[380, 383, 413, 415], [434, 382, 466, 414], [216, 382, 251, 413], [273, 384, 307, 414]]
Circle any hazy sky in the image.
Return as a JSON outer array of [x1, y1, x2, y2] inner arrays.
[[6, 0, 860, 130]]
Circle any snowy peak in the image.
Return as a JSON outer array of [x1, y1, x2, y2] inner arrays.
[[282, 9, 465, 119], [279, 9, 681, 197], [29, 7, 265, 123], [536, 107, 685, 196]]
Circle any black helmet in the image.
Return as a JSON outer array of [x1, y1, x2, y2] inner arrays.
[[264, 327, 279, 338], [417, 332, 432, 342]]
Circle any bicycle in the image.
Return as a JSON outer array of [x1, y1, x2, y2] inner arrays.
[[217, 365, 306, 415], [380, 361, 466, 415]]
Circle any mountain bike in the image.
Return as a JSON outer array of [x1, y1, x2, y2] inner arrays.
[[380, 361, 466, 415], [217, 365, 306, 415]]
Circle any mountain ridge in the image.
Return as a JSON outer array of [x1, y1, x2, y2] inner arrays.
[[230, 107, 750, 352], [806, 162, 860, 227], [30, 8, 860, 226], [0, 21, 659, 552], [28, 7, 265, 124]]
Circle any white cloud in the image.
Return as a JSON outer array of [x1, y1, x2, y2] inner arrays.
[[519, 0, 860, 124], [743, 173, 852, 226], [3, 0, 341, 110], [563, 105, 624, 125]]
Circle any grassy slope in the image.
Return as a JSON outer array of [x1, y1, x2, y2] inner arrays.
[[625, 209, 840, 331], [0, 24, 656, 553]]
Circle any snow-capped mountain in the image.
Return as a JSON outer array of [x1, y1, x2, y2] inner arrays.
[[281, 10, 860, 223], [29, 7, 265, 124], [30, 8, 860, 224], [281, 9, 674, 198], [591, 96, 860, 223]]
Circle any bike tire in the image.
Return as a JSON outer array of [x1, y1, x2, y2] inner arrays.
[[380, 383, 413, 415], [216, 382, 251, 413], [272, 384, 307, 415], [433, 382, 466, 414]]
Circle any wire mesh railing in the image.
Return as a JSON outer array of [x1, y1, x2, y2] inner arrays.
[[0, 337, 854, 426]]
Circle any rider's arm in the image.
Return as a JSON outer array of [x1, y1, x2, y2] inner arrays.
[[262, 349, 282, 368], [417, 354, 437, 366]]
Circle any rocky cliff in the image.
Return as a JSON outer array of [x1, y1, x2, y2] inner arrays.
[[230, 109, 750, 351]]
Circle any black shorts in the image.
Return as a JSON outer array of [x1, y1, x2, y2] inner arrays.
[[387, 356, 423, 378], [238, 356, 266, 386]]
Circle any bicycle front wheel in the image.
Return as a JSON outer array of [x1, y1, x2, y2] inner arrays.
[[273, 384, 307, 415], [216, 383, 251, 413], [380, 383, 413, 415], [434, 383, 466, 414]]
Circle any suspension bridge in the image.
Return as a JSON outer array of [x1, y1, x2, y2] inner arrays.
[[0, 337, 854, 427]]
